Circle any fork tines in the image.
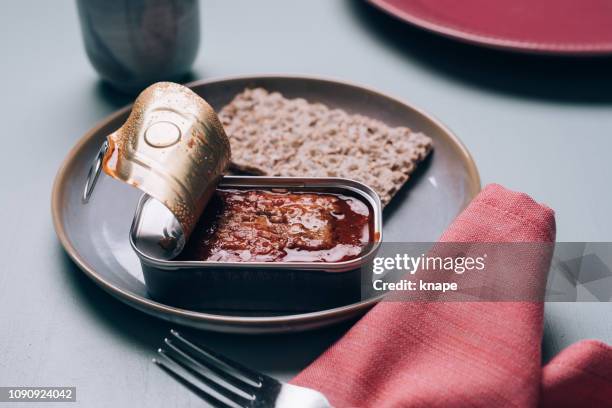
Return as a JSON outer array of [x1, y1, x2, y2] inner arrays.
[[154, 329, 264, 408]]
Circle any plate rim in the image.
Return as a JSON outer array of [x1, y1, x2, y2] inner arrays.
[[367, 0, 612, 56], [51, 73, 481, 331]]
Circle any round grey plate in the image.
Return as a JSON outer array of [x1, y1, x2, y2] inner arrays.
[[52, 75, 480, 334]]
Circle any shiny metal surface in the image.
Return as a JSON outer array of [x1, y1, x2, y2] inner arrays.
[[82, 140, 108, 203], [130, 176, 383, 269], [99, 82, 230, 254], [155, 330, 331, 408]]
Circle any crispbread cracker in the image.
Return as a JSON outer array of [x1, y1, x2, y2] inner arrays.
[[219, 88, 433, 205]]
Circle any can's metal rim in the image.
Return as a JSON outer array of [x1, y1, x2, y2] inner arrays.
[[129, 175, 383, 272], [51, 73, 481, 332]]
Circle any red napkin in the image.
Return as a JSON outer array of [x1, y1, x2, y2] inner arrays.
[[291, 184, 612, 407]]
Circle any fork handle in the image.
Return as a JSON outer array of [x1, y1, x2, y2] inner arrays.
[[275, 384, 333, 408]]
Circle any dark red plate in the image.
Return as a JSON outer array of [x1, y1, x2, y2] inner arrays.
[[368, 0, 612, 55]]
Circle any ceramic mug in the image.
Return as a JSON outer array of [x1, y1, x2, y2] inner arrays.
[[76, 0, 200, 93]]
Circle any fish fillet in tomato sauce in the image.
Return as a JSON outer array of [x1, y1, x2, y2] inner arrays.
[[177, 189, 372, 263]]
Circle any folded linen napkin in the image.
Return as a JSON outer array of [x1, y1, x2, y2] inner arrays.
[[291, 184, 612, 407]]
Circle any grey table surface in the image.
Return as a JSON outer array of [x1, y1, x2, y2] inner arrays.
[[1, 0, 611, 406]]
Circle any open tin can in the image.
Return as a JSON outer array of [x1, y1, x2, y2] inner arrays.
[[84, 81, 383, 313], [130, 176, 383, 312]]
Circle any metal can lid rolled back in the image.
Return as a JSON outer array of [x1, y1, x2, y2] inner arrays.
[[83, 82, 231, 259]]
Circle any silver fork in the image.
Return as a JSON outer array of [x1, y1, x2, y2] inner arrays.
[[153, 330, 332, 408]]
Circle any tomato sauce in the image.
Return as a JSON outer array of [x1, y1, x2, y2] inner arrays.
[[177, 189, 372, 263]]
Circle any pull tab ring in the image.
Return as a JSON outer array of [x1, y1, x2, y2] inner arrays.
[[82, 140, 109, 203]]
